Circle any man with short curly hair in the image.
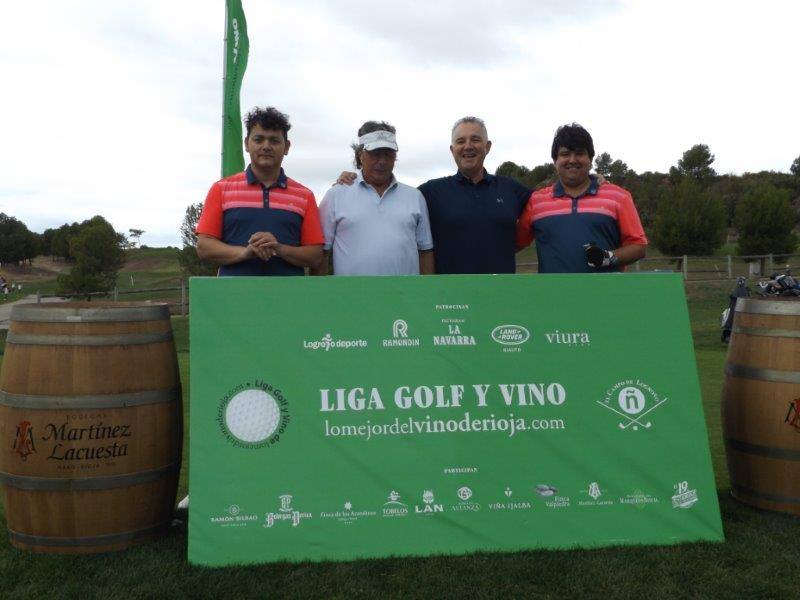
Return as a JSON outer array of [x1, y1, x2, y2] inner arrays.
[[196, 106, 324, 275]]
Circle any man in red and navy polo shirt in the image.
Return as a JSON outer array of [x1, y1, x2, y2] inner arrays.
[[196, 106, 324, 276], [516, 123, 647, 273]]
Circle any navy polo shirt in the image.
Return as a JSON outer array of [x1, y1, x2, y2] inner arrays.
[[418, 171, 531, 274]]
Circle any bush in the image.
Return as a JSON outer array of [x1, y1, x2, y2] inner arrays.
[[652, 178, 726, 255], [735, 182, 798, 256]]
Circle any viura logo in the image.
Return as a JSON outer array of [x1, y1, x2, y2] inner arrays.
[[544, 330, 591, 346]]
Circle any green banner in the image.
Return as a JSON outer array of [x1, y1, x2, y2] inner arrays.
[[188, 274, 723, 566], [221, 0, 249, 178]]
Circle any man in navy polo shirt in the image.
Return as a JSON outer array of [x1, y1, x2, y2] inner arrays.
[[418, 117, 531, 274], [196, 106, 324, 275], [338, 116, 531, 274]]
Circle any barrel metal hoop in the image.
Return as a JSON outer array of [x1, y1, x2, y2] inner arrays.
[[731, 483, 800, 506], [736, 298, 800, 316], [7, 521, 171, 548], [6, 331, 173, 346], [10, 304, 170, 323], [725, 362, 800, 384], [725, 437, 800, 461], [732, 325, 800, 339], [0, 388, 177, 410], [0, 462, 180, 491]]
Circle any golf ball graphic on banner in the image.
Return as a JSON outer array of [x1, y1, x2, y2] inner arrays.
[[217, 380, 290, 448], [226, 389, 280, 442]]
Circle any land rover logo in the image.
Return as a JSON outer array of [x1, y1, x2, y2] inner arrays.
[[491, 325, 530, 346]]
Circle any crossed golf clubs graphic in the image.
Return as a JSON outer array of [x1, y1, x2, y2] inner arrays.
[[596, 397, 668, 430]]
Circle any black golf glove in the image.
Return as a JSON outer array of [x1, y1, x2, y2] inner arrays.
[[584, 243, 618, 268]]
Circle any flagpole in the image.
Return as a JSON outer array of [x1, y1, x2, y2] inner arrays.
[[221, 0, 228, 179]]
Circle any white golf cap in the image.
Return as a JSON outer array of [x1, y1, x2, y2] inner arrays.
[[359, 129, 398, 151]]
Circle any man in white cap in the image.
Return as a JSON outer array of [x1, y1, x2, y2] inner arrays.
[[312, 121, 434, 275]]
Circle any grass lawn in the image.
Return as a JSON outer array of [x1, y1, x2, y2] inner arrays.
[[1, 280, 799, 599]]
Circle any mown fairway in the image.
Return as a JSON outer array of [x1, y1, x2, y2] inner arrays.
[[0, 277, 798, 599]]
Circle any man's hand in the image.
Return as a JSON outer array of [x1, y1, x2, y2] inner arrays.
[[584, 243, 617, 268], [248, 232, 278, 262], [336, 171, 357, 186]]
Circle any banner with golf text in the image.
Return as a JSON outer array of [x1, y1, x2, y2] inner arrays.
[[188, 274, 723, 566]]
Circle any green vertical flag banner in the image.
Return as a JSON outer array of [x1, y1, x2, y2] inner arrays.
[[221, 0, 249, 177], [189, 274, 724, 566]]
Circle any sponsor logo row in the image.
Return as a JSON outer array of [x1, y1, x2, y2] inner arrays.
[[303, 319, 590, 352], [208, 480, 699, 529]]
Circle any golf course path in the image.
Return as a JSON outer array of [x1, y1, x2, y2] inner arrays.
[[0, 295, 67, 330]]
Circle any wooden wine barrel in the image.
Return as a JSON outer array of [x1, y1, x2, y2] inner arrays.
[[0, 302, 182, 553], [722, 297, 800, 515]]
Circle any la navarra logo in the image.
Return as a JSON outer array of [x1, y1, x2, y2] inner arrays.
[[218, 379, 290, 449]]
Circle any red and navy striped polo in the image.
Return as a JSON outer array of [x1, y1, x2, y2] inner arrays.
[[197, 166, 324, 276], [516, 177, 647, 273]]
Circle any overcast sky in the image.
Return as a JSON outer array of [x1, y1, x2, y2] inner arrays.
[[2, 0, 799, 247]]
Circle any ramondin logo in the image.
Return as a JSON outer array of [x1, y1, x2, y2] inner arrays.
[[491, 325, 530, 346], [12, 421, 36, 461], [303, 333, 368, 351], [383, 319, 421, 348], [597, 379, 668, 431], [217, 379, 290, 449]]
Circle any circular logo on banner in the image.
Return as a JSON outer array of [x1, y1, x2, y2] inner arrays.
[[226, 389, 281, 442], [218, 380, 289, 448], [617, 387, 646, 415]]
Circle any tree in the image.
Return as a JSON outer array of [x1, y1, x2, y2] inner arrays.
[[127, 228, 145, 249], [676, 144, 716, 182], [496, 161, 555, 190], [626, 171, 668, 230], [56, 217, 126, 296], [0, 213, 29, 263], [177, 202, 216, 276], [607, 159, 631, 185], [594, 153, 613, 178], [791, 155, 800, 177], [735, 182, 798, 256], [651, 178, 726, 256], [42, 227, 57, 256]]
